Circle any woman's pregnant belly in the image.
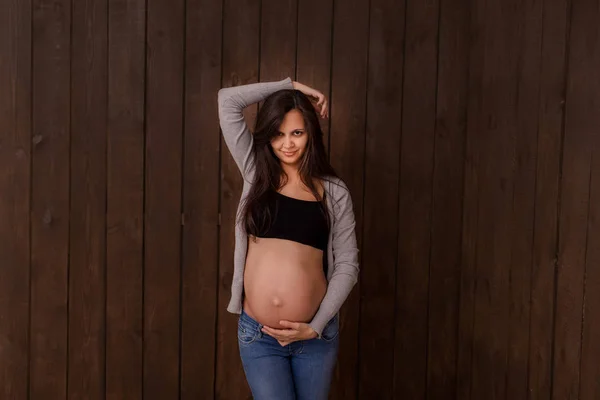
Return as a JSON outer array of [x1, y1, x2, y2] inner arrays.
[[243, 236, 327, 329]]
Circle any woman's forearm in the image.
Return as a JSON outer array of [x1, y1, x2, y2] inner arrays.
[[218, 77, 294, 111]]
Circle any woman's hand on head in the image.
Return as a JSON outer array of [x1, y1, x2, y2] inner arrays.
[[292, 81, 329, 120], [261, 320, 318, 347]]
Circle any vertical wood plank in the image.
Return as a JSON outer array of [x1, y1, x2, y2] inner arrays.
[[29, 0, 71, 398], [181, 0, 222, 399], [469, 1, 520, 398], [216, 1, 260, 398], [144, 0, 184, 396], [580, 153, 600, 400], [259, 0, 296, 82], [358, 0, 404, 398], [180, 0, 222, 398], [505, 0, 543, 397], [68, 0, 108, 397], [297, 0, 333, 154], [393, 0, 439, 398], [106, 0, 146, 398], [0, 0, 31, 398], [456, 1, 487, 398], [552, 0, 595, 397], [328, 0, 369, 398], [527, 0, 569, 397], [426, 0, 469, 397], [578, 18, 600, 398]]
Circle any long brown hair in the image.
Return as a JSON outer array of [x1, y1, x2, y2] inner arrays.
[[241, 88, 339, 238]]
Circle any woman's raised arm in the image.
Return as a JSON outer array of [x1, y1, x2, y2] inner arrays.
[[217, 77, 294, 179]]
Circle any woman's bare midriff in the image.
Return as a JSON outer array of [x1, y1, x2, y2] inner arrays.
[[243, 236, 327, 330]]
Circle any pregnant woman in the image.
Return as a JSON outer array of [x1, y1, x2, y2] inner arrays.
[[217, 77, 359, 400]]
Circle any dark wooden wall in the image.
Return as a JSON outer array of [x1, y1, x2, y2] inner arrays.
[[1, 0, 598, 399]]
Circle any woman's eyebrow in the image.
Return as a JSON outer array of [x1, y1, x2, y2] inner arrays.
[[278, 128, 305, 134]]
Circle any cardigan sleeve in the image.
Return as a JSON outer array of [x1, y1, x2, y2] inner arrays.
[[308, 178, 360, 337], [217, 77, 294, 180]]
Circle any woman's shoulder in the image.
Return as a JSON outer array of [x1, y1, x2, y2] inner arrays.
[[322, 175, 349, 192], [322, 175, 352, 206]]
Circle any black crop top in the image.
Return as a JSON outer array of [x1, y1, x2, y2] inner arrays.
[[258, 189, 330, 275]]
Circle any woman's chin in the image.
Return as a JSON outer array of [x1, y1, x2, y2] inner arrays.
[[278, 153, 302, 165], [282, 159, 301, 167]]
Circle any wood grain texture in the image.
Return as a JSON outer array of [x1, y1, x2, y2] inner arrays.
[[551, 0, 594, 397], [68, 0, 108, 397], [328, 0, 369, 398], [143, 0, 184, 397], [0, 0, 31, 398], [552, 0, 596, 398], [426, 0, 469, 398], [469, 1, 520, 398], [359, 0, 404, 398], [394, 0, 439, 398], [260, 0, 297, 83], [580, 150, 599, 400], [572, 4, 600, 398], [505, 0, 543, 397], [29, 0, 71, 398], [106, 0, 146, 398], [527, 0, 569, 398], [456, 0, 485, 397], [179, 0, 222, 398]]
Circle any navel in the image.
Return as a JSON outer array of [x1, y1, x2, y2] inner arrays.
[[271, 296, 283, 307]]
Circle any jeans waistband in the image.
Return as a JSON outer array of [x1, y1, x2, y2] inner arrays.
[[240, 308, 263, 331]]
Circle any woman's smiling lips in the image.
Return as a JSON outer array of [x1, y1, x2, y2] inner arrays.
[[283, 150, 297, 157]]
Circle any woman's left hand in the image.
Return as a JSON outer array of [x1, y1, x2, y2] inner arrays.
[[261, 320, 318, 346]]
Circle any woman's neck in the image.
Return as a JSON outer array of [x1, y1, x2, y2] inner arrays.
[[280, 162, 300, 183]]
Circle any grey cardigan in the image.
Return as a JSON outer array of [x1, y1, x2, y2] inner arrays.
[[217, 77, 360, 337]]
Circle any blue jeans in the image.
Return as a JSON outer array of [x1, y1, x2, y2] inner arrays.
[[237, 309, 340, 399]]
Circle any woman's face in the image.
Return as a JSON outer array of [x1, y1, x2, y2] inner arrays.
[[270, 109, 308, 167]]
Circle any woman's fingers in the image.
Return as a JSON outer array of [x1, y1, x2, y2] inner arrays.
[[279, 320, 301, 330], [262, 323, 317, 344], [262, 325, 296, 339], [316, 93, 324, 106], [262, 326, 285, 336], [302, 89, 328, 119], [320, 96, 327, 118]]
